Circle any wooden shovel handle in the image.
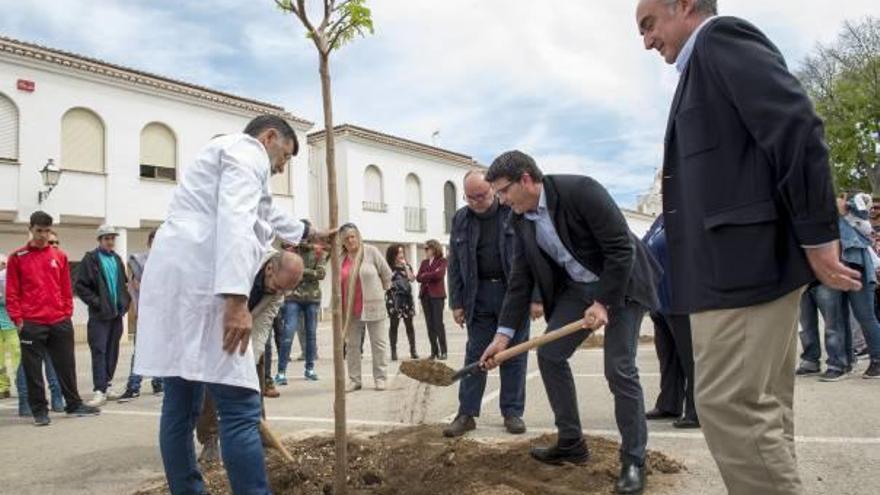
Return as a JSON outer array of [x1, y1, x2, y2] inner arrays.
[[493, 319, 588, 364], [260, 419, 295, 464]]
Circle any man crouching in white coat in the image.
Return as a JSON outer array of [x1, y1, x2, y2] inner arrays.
[[133, 115, 331, 495]]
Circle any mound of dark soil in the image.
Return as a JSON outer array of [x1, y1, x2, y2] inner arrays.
[[135, 425, 684, 495]]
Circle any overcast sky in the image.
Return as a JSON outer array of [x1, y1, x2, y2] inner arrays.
[[2, 1, 879, 206]]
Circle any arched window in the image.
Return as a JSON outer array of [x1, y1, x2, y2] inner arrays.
[[61, 108, 105, 173], [443, 181, 457, 233], [0, 93, 18, 162], [363, 165, 385, 211], [404, 173, 425, 232], [140, 122, 177, 181]]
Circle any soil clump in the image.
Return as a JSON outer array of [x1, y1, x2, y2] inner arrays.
[[399, 359, 456, 386]]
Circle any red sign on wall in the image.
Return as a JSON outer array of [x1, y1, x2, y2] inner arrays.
[[17, 79, 35, 92]]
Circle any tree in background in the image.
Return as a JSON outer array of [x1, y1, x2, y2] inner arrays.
[[799, 17, 880, 194], [274, 1, 373, 493]]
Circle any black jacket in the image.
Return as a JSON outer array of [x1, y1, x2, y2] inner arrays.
[[74, 249, 130, 320], [447, 202, 539, 327], [498, 175, 660, 331], [662, 17, 838, 313]]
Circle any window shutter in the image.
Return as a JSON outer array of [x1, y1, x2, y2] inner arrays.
[[0, 95, 18, 161], [61, 108, 104, 173]]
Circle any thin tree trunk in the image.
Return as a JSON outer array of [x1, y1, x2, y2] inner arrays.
[[319, 52, 348, 495]]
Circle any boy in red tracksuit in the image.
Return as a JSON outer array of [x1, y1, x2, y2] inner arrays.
[[5, 211, 100, 426]]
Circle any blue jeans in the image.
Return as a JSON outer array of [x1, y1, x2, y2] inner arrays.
[[279, 301, 319, 372], [843, 281, 880, 362], [126, 330, 163, 393], [799, 285, 849, 371], [458, 280, 528, 418], [17, 354, 64, 411], [159, 377, 270, 495]]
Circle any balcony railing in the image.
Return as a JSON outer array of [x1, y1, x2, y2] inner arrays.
[[362, 201, 388, 212], [404, 206, 427, 232]]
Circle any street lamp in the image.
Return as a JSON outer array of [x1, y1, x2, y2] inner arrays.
[[38, 158, 61, 203]]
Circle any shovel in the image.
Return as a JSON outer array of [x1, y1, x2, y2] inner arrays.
[[399, 318, 589, 386]]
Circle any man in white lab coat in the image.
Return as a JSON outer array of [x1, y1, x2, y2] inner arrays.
[[134, 115, 328, 495]]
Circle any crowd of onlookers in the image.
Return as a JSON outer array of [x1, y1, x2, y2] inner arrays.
[[0, 211, 457, 416]]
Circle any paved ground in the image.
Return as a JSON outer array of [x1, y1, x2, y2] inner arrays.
[[2, 313, 879, 494]]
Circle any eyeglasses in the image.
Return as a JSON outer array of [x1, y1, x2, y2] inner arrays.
[[48, 240, 60, 246]]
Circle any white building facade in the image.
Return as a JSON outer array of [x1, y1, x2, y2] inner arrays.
[[0, 36, 312, 337], [307, 125, 481, 309]]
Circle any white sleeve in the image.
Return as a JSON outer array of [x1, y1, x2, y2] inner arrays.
[[213, 141, 264, 296], [268, 203, 307, 245]]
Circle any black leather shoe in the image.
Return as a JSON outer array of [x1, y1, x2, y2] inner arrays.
[[529, 440, 590, 465], [645, 408, 679, 420], [673, 416, 700, 429], [443, 414, 476, 437], [504, 416, 526, 434], [615, 462, 646, 494]]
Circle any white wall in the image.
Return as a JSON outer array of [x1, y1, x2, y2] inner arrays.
[[0, 58, 310, 234]]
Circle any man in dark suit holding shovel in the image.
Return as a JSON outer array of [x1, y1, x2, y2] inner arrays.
[[481, 150, 660, 495]]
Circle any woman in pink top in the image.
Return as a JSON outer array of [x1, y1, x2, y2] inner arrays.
[[339, 224, 392, 391]]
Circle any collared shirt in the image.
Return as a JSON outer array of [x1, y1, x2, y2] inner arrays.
[[525, 186, 599, 284], [497, 186, 599, 338], [675, 15, 718, 74]]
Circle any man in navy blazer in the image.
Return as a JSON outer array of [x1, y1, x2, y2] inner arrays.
[[636, 1, 861, 493]]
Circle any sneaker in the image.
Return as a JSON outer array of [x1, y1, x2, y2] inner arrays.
[[346, 382, 362, 393], [106, 389, 122, 401], [375, 379, 386, 391], [87, 391, 107, 407], [117, 389, 140, 403], [304, 368, 319, 381], [274, 373, 288, 386], [33, 413, 51, 427], [818, 369, 848, 382], [443, 414, 476, 438], [795, 362, 821, 376], [51, 399, 66, 413], [863, 361, 880, 379], [152, 382, 163, 395], [67, 404, 101, 416]]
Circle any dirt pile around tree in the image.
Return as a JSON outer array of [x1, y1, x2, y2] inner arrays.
[[134, 425, 685, 495]]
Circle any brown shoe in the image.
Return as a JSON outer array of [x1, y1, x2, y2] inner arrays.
[[443, 414, 476, 437], [263, 383, 280, 398]]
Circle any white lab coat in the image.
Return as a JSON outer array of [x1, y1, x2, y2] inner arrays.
[[133, 134, 305, 391]]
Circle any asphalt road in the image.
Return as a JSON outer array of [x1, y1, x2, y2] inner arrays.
[[1, 313, 878, 495]]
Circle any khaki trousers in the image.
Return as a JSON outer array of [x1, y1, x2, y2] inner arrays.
[[346, 318, 388, 386], [691, 287, 804, 495]]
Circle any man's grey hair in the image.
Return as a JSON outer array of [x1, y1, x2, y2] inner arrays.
[[665, 0, 717, 16]]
